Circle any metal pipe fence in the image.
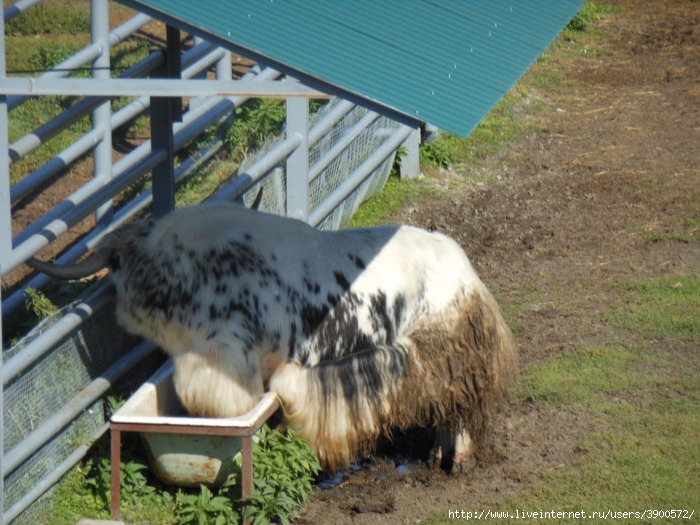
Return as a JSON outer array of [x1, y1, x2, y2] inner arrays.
[[0, 1, 415, 522]]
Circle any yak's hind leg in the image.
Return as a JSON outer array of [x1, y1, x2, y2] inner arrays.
[[429, 423, 475, 473], [269, 341, 412, 471]]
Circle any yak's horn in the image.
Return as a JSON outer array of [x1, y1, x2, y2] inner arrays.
[[26, 247, 112, 280]]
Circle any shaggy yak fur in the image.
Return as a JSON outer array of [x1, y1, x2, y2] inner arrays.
[[30, 201, 517, 472]]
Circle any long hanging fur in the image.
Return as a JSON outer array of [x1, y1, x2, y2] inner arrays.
[[270, 288, 517, 471]]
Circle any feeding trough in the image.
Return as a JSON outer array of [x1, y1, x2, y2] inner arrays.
[[109, 360, 279, 519]]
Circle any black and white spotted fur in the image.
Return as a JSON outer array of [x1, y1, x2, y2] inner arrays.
[[98, 201, 517, 471]]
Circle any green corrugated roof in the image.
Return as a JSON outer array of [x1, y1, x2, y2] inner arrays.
[[117, 0, 582, 137]]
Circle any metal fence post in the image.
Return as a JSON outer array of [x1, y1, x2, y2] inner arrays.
[[0, 4, 11, 273], [400, 125, 421, 180], [285, 96, 309, 221], [92, 0, 114, 226], [151, 25, 182, 218], [0, 7, 9, 515]]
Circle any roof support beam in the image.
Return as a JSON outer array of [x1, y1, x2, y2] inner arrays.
[[150, 24, 182, 218]]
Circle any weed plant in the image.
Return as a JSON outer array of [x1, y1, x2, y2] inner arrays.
[[43, 426, 320, 524]]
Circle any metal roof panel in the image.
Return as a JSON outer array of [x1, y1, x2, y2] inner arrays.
[[117, 0, 582, 136]]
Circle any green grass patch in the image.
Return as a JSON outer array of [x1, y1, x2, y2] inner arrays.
[[348, 174, 440, 228], [501, 350, 699, 522], [5, 1, 91, 37], [605, 275, 700, 342], [420, 91, 533, 174], [641, 216, 700, 245], [486, 420, 698, 523], [519, 344, 652, 409]]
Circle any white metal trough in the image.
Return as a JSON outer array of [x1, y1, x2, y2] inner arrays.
[[109, 360, 279, 520]]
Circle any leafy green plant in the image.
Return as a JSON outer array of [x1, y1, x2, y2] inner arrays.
[[24, 287, 57, 320], [225, 99, 288, 161], [83, 455, 163, 509], [177, 477, 241, 525], [566, 2, 623, 33], [420, 138, 455, 169], [245, 427, 322, 525], [224, 98, 326, 162]]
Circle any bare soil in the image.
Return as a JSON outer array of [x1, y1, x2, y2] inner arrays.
[[297, 1, 700, 523]]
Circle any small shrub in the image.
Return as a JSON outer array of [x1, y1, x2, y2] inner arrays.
[[24, 287, 57, 320], [177, 479, 241, 525], [245, 427, 322, 525], [567, 2, 623, 33], [420, 137, 455, 169]]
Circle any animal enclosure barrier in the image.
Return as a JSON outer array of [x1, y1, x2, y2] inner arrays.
[[0, 1, 414, 522]]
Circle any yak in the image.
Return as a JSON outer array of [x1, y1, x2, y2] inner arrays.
[[28, 200, 517, 472]]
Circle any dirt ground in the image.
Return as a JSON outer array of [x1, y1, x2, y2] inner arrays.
[[297, 1, 700, 523]]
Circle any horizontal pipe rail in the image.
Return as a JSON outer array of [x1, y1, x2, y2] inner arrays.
[[2, 283, 114, 386], [8, 51, 164, 166], [1, 77, 330, 98], [10, 39, 226, 201], [5, 68, 282, 275], [2, 138, 225, 316], [7, 13, 152, 111]]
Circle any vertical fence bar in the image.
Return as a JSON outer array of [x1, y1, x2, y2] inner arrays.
[[0, 5, 8, 517], [92, 0, 114, 225], [0, 4, 11, 272], [285, 96, 309, 221], [151, 25, 182, 218], [217, 48, 232, 81], [400, 125, 421, 179]]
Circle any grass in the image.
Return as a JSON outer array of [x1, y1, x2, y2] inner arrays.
[[502, 335, 699, 520], [348, 173, 438, 228], [519, 343, 652, 409], [605, 275, 700, 342]]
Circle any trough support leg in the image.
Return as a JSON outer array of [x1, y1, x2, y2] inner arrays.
[[110, 428, 122, 520], [242, 435, 254, 523]]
